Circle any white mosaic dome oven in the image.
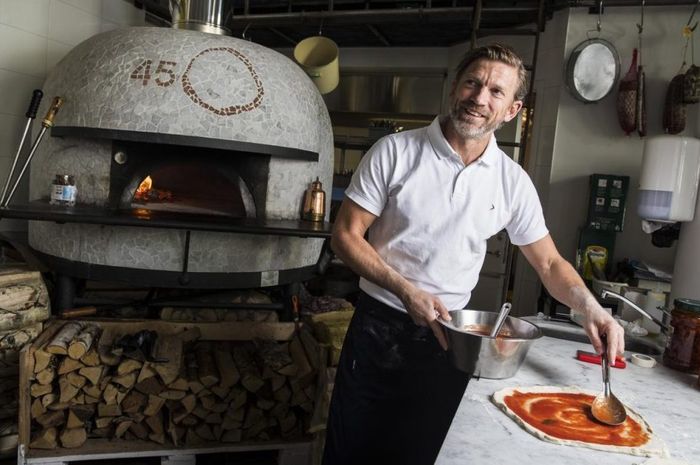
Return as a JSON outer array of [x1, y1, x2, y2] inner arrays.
[[24, 22, 333, 300]]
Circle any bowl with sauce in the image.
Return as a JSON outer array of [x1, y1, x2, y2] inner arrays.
[[438, 309, 542, 379]]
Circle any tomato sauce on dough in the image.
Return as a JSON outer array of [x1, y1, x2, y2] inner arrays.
[[503, 391, 650, 447]]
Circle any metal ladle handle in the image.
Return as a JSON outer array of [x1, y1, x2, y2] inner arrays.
[[490, 302, 512, 337]]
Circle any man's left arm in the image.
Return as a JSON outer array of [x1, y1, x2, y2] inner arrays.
[[519, 234, 624, 362]]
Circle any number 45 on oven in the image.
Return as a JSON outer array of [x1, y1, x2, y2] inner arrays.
[[130, 59, 177, 87]]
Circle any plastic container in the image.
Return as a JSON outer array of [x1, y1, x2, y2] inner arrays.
[[663, 298, 700, 372]]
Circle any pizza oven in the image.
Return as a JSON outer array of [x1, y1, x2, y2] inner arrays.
[[16, 1, 333, 305]]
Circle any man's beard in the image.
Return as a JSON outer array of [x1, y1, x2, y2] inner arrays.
[[449, 104, 504, 140]]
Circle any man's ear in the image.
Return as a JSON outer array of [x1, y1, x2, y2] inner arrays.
[[503, 100, 523, 123], [449, 79, 457, 98]]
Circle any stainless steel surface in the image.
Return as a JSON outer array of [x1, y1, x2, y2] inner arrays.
[[490, 302, 512, 337], [522, 316, 664, 356], [566, 38, 620, 103], [439, 309, 542, 379], [323, 70, 446, 116], [3, 127, 48, 207], [169, 0, 233, 35], [601, 289, 671, 333], [591, 338, 628, 425]]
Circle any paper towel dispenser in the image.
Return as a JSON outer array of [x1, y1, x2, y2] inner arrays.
[[638, 136, 700, 223]]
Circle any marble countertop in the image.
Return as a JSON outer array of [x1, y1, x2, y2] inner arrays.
[[437, 336, 700, 465]]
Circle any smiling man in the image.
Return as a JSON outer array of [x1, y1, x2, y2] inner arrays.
[[323, 44, 624, 465]]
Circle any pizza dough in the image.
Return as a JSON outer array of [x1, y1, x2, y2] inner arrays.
[[491, 386, 668, 458]]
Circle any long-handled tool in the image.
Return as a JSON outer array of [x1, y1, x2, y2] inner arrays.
[[2, 96, 64, 207], [0, 89, 43, 206]]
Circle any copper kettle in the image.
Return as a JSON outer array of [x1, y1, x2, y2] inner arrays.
[[302, 177, 326, 222]]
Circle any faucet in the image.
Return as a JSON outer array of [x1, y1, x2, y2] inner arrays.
[[600, 289, 672, 335]]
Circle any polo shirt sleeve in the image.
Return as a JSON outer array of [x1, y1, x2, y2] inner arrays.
[[505, 170, 549, 246], [344, 137, 395, 217]]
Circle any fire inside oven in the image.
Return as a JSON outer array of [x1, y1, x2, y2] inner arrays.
[[111, 141, 261, 219]]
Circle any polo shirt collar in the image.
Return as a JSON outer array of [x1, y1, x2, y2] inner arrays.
[[428, 116, 499, 167]]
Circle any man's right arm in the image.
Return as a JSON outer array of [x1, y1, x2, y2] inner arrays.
[[330, 198, 450, 349]]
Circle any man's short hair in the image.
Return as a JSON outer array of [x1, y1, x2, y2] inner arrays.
[[454, 44, 528, 101]]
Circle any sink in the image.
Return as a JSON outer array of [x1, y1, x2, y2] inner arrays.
[[522, 316, 664, 356]]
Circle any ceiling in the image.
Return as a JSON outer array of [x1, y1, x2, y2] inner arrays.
[[139, 0, 699, 47]]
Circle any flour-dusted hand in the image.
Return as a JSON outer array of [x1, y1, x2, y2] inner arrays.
[[401, 286, 451, 351]]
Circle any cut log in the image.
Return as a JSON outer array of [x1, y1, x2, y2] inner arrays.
[[59, 376, 80, 403], [194, 423, 215, 441], [66, 405, 94, 428], [98, 375, 112, 392], [113, 419, 132, 439], [66, 371, 86, 389], [210, 385, 229, 399], [59, 427, 87, 448], [153, 334, 182, 385], [84, 394, 99, 404], [33, 349, 53, 373], [57, 357, 84, 375], [273, 385, 291, 404], [255, 339, 295, 375], [145, 411, 163, 435], [229, 388, 247, 411], [112, 372, 137, 389], [97, 402, 122, 417], [78, 366, 103, 386], [180, 414, 198, 427], [181, 394, 196, 414], [185, 428, 204, 446], [143, 394, 165, 416], [129, 421, 149, 440], [30, 427, 57, 449], [67, 324, 101, 360], [35, 367, 56, 385], [192, 405, 208, 420], [134, 376, 164, 395], [289, 335, 313, 379], [82, 384, 102, 399], [196, 343, 219, 388], [30, 383, 52, 397], [149, 432, 166, 444], [0, 323, 42, 350], [159, 389, 186, 400], [257, 398, 275, 410], [185, 350, 205, 394], [213, 424, 223, 441], [116, 358, 142, 376], [40, 393, 57, 409], [36, 410, 65, 428], [122, 390, 147, 414], [46, 322, 84, 355], [168, 377, 188, 391], [47, 401, 70, 411], [233, 345, 264, 393], [137, 363, 157, 383], [221, 414, 242, 431], [299, 327, 321, 371], [91, 426, 112, 438], [80, 348, 100, 367], [102, 384, 119, 405], [204, 413, 223, 424], [97, 345, 121, 366], [31, 397, 46, 419], [213, 346, 239, 388], [70, 392, 85, 405], [200, 395, 216, 411], [94, 416, 113, 429]]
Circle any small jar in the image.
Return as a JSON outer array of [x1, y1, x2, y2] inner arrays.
[[663, 298, 700, 373], [49, 174, 76, 206]]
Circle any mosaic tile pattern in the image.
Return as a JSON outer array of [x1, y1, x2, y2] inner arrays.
[[28, 27, 332, 274]]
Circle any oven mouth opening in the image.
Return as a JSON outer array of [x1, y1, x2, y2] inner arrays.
[[120, 161, 256, 218]]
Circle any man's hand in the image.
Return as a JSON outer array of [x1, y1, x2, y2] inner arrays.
[[582, 306, 625, 363], [401, 287, 451, 350]]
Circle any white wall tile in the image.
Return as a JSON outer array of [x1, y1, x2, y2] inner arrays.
[[0, 26, 47, 77], [0, 0, 50, 37], [47, 39, 72, 72], [0, 113, 26, 159], [101, 0, 144, 26], [0, 70, 44, 120], [49, 0, 101, 46], [59, 0, 101, 16]]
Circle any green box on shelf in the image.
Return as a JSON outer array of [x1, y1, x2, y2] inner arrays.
[[587, 174, 630, 232]]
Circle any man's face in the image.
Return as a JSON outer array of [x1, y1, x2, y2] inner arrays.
[[448, 59, 523, 140]]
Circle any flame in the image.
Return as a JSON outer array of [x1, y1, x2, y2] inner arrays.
[[137, 176, 153, 195]]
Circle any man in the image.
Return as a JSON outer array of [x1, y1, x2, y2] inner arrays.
[[323, 44, 624, 465]]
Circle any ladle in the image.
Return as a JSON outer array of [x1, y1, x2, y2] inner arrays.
[[591, 336, 627, 425], [489, 302, 512, 337]]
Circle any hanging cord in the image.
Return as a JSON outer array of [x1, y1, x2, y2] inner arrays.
[[680, 1, 700, 71], [586, 0, 604, 39], [637, 0, 644, 67]]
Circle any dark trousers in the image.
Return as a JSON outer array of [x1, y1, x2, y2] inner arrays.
[[322, 292, 471, 465]]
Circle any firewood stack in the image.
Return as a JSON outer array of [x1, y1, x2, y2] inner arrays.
[[0, 266, 50, 455], [28, 321, 322, 450]]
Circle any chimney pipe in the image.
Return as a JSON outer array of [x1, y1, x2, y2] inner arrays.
[[169, 0, 233, 35]]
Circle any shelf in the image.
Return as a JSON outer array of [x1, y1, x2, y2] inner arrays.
[[0, 202, 332, 238]]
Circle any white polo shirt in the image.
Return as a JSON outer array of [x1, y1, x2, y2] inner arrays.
[[345, 116, 548, 311]]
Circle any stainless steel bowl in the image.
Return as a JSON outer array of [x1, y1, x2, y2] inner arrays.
[[438, 309, 542, 379]]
